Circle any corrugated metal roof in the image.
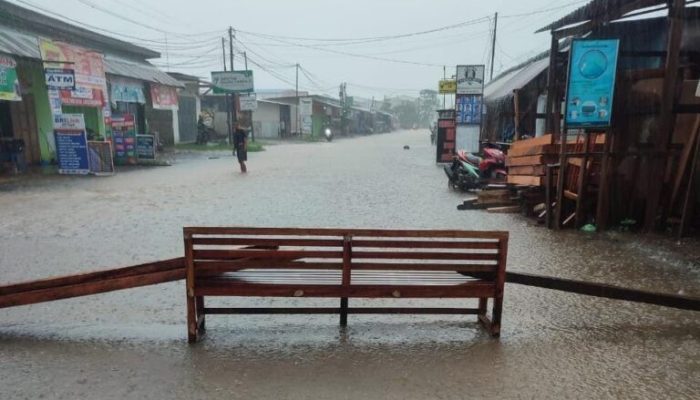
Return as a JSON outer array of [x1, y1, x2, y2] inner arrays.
[[0, 25, 40, 59], [104, 54, 183, 88], [484, 57, 549, 102]]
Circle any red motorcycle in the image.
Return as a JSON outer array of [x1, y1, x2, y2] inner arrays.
[[445, 144, 507, 191]]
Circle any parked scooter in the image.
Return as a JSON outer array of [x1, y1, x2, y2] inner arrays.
[[444, 143, 507, 191]]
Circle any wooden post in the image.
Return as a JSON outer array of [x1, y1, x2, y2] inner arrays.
[[184, 233, 198, 343], [490, 235, 508, 337], [596, 132, 614, 230], [545, 34, 558, 142], [644, 0, 686, 231], [574, 132, 592, 227], [546, 164, 555, 229], [678, 131, 700, 239], [340, 235, 352, 326], [513, 89, 521, 141]]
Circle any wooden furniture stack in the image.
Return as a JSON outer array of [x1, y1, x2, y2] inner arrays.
[[505, 135, 559, 186]]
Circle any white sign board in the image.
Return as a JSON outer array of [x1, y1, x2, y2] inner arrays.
[[456, 65, 485, 95], [211, 70, 254, 93], [54, 113, 86, 130], [456, 125, 480, 153], [45, 68, 75, 90], [240, 93, 257, 111]]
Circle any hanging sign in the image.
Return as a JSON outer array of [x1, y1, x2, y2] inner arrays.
[[39, 38, 107, 108], [54, 114, 90, 175], [110, 77, 145, 104], [239, 93, 258, 111], [565, 39, 620, 128], [0, 55, 21, 101], [456, 65, 485, 95], [211, 70, 254, 93], [439, 79, 457, 94], [135, 134, 156, 160], [150, 84, 178, 110], [44, 68, 75, 90]]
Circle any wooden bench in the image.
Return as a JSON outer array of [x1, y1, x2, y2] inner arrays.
[[184, 227, 509, 343]]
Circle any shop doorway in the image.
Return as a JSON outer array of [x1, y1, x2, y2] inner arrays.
[[6, 95, 41, 164]]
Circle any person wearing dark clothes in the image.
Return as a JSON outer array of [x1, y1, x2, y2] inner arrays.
[[233, 124, 248, 173]]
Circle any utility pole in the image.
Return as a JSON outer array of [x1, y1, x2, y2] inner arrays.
[[489, 12, 498, 81], [222, 37, 231, 147], [443, 65, 446, 108], [296, 63, 299, 135], [229, 26, 237, 135], [244, 51, 254, 142]]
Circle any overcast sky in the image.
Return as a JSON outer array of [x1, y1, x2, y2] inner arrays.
[[11, 0, 587, 98]]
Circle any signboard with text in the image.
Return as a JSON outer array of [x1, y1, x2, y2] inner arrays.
[[456, 65, 485, 95], [136, 134, 156, 160], [300, 97, 313, 135], [54, 114, 89, 175], [44, 68, 75, 90], [565, 39, 620, 128], [211, 70, 254, 93], [439, 79, 456, 94], [150, 84, 178, 110], [111, 115, 137, 165], [240, 93, 258, 111], [456, 95, 482, 125], [88, 141, 114, 175]]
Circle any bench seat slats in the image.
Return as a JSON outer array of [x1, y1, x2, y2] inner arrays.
[[194, 282, 496, 298], [186, 226, 508, 240]]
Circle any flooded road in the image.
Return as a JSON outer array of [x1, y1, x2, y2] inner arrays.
[[1, 130, 698, 399]]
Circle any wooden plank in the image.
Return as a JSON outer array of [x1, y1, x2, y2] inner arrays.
[[0, 258, 184, 296], [351, 263, 497, 272], [678, 124, 700, 239], [194, 283, 496, 298], [506, 272, 700, 312], [203, 307, 480, 315], [0, 269, 184, 309], [195, 261, 343, 275], [506, 154, 559, 167], [510, 134, 553, 150], [507, 175, 543, 186], [340, 235, 352, 325], [193, 249, 344, 260], [507, 165, 546, 176], [508, 144, 558, 157], [669, 115, 700, 209], [185, 227, 508, 240], [192, 237, 343, 247], [350, 251, 499, 261], [486, 206, 520, 214], [351, 240, 499, 249]]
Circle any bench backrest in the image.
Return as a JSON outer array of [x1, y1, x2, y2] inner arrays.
[[184, 227, 508, 288]]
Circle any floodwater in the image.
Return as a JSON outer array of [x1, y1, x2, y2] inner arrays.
[[1, 130, 698, 399]]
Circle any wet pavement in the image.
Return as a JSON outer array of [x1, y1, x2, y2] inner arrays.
[[1, 129, 698, 399]]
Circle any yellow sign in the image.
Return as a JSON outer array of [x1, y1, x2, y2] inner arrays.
[[439, 79, 456, 94]]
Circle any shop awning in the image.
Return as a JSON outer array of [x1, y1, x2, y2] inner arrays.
[[104, 54, 183, 88], [0, 25, 40, 59], [484, 57, 549, 103]]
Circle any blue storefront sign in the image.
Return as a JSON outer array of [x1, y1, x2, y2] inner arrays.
[[456, 95, 482, 125], [54, 114, 90, 174], [565, 39, 620, 128]]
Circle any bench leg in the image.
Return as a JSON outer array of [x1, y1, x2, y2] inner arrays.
[[339, 297, 348, 326], [196, 296, 206, 333], [187, 291, 199, 343], [490, 296, 503, 338], [478, 298, 488, 317]]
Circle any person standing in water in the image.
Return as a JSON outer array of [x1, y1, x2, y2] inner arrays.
[[233, 123, 248, 173]]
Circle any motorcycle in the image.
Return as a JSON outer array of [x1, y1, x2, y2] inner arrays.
[[324, 126, 333, 142], [444, 144, 507, 191]]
